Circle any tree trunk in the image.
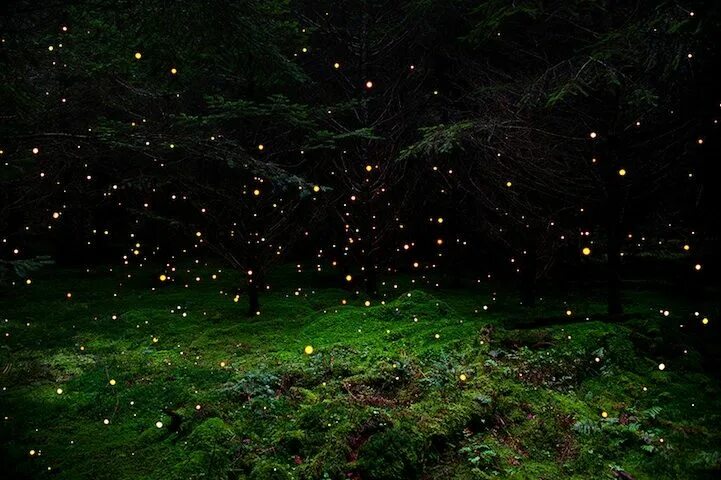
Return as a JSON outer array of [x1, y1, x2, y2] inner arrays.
[[365, 263, 378, 297], [247, 280, 260, 316], [448, 206, 462, 288], [605, 147, 624, 317], [606, 216, 623, 316], [519, 236, 537, 307]]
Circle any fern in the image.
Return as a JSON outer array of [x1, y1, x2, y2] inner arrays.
[[573, 419, 600, 435], [642, 406, 662, 420]]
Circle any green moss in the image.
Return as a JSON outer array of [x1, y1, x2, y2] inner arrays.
[[0, 267, 719, 479], [249, 461, 292, 480], [173, 418, 237, 479], [356, 423, 426, 479]]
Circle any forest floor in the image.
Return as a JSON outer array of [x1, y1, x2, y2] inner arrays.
[[1, 265, 720, 480]]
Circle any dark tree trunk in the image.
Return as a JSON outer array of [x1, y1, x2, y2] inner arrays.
[[448, 204, 462, 288], [245, 260, 263, 316], [520, 236, 537, 307], [605, 136, 624, 317], [365, 264, 378, 297], [606, 214, 623, 316], [247, 280, 260, 316], [450, 264, 462, 288]]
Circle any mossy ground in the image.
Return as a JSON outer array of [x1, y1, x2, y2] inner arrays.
[[1, 265, 719, 479]]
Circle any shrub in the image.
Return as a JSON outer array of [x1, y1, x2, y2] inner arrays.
[[222, 369, 280, 401]]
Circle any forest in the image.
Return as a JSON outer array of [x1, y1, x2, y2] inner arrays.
[[1, 1, 720, 479]]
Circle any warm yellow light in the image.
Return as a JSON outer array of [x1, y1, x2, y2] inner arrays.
[[702, 317, 709, 325], [364, 300, 371, 307], [436, 239, 443, 245], [109, 379, 116, 386], [134, 52, 142, 60], [333, 62, 340, 69], [683, 244, 690, 251], [159, 274, 167, 282], [304, 345, 314, 355], [257, 144, 264, 151], [618, 168, 626, 176], [695, 264, 702, 271], [253, 189, 260, 196], [56, 388, 63, 394], [506, 181, 512, 187], [601, 411, 608, 418], [313, 185, 320, 192], [365, 165, 372, 172], [345, 274, 352, 282], [437, 217, 443, 224], [459, 373, 467, 381], [565, 309, 572, 316], [170, 67, 177, 75], [52, 212, 60, 219], [582, 247, 591, 256]]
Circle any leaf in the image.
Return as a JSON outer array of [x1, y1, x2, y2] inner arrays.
[[642, 406, 662, 419]]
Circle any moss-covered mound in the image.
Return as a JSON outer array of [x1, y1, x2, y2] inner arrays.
[[1, 268, 719, 479]]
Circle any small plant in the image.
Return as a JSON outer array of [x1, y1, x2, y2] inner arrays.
[[222, 369, 280, 401], [459, 434, 498, 468], [573, 419, 600, 435]]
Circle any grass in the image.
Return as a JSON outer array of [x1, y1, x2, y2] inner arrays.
[[1, 264, 720, 479]]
